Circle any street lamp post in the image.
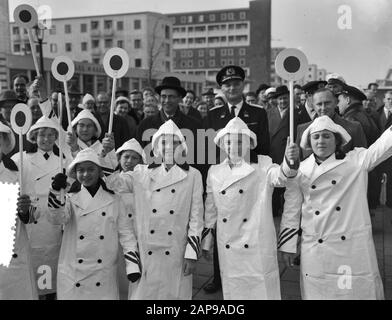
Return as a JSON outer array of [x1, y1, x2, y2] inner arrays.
[[34, 26, 45, 78]]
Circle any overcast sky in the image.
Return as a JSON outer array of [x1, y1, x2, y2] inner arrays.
[[8, 0, 392, 88]]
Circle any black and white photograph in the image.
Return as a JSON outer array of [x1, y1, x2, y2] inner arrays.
[[0, 0, 391, 305]]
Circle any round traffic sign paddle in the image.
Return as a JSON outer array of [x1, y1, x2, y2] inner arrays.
[[103, 47, 129, 79], [275, 48, 308, 81], [10, 103, 32, 135], [51, 56, 75, 82], [13, 4, 38, 29]]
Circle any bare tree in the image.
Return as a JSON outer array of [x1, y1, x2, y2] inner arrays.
[[147, 18, 167, 87]]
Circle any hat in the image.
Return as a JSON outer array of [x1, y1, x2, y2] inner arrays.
[[115, 88, 129, 97], [115, 96, 131, 105], [82, 94, 95, 105], [71, 109, 102, 138], [67, 148, 102, 179], [27, 116, 59, 143], [151, 120, 188, 157], [340, 84, 367, 101], [201, 88, 215, 96], [326, 73, 346, 86], [155, 77, 187, 98], [116, 138, 146, 163], [0, 90, 22, 107], [216, 65, 245, 86], [0, 121, 16, 154], [302, 81, 327, 94], [300, 115, 351, 150], [271, 85, 289, 99], [214, 117, 257, 149], [256, 84, 270, 96], [265, 87, 276, 99]]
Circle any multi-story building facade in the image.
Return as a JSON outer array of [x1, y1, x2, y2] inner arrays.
[[0, 0, 10, 91], [10, 11, 172, 73], [168, 0, 271, 91]]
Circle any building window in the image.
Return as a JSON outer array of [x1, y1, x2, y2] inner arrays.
[[187, 50, 193, 58], [188, 60, 193, 68], [165, 43, 170, 57], [188, 16, 193, 23], [235, 35, 248, 41], [105, 39, 113, 48], [134, 20, 141, 29], [221, 59, 227, 67], [239, 58, 246, 67], [13, 44, 20, 52], [195, 26, 206, 32], [240, 11, 246, 20], [91, 21, 99, 30], [220, 36, 227, 42], [165, 25, 170, 39], [227, 58, 234, 65], [135, 58, 142, 68], [117, 40, 123, 48], [181, 50, 187, 58], [92, 39, 100, 48], [209, 49, 215, 56], [134, 39, 141, 49], [81, 42, 87, 51], [81, 23, 87, 33], [208, 25, 219, 31], [180, 16, 186, 24], [93, 58, 100, 64], [227, 48, 233, 56], [180, 61, 187, 68], [209, 59, 216, 67], [188, 26, 194, 33], [104, 20, 112, 29], [228, 12, 234, 20], [198, 50, 204, 57], [221, 49, 227, 56], [239, 48, 246, 56], [198, 60, 205, 68], [50, 43, 57, 53], [49, 26, 56, 35], [65, 24, 71, 34], [165, 61, 171, 72], [229, 24, 235, 30], [209, 14, 216, 22], [236, 23, 248, 29], [195, 38, 205, 44], [228, 36, 234, 42], [221, 13, 227, 21], [12, 27, 19, 35], [117, 21, 124, 31], [25, 43, 31, 52], [198, 15, 204, 22], [188, 38, 194, 44], [65, 43, 72, 52]]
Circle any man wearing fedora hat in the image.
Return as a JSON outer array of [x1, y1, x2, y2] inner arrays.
[[136, 76, 202, 164], [201, 88, 216, 111]]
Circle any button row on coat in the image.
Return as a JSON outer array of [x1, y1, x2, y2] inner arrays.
[[149, 230, 173, 236], [221, 189, 244, 195], [156, 188, 176, 193], [311, 180, 337, 190], [152, 209, 175, 215], [222, 218, 248, 223], [77, 258, 102, 264], [75, 282, 101, 288], [148, 250, 170, 255], [79, 235, 105, 240], [225, 244, 249, 249], [318, 236, 346, 243]]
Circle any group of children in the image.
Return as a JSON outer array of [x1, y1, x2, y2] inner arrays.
[[1, 107, 392, 300]]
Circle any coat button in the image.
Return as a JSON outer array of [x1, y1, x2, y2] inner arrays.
[[318, 239, 323, 244], [315, 211, 320, 215], [152, 209, 157, 213], [157, 189, 160, 192], [223, 218, 227, 223], [34, 221, 38, 224], [99, 235, 104, 240], [221, 190, 226, 195], [79, 235, 84, 240], [311, 185, 316, 189], [341, 236, 346, 241], [78, 259, 83, 263], [128, 214, 132, 218], [170, 210, 174, 214], [239, 189, 244, 194], [165, 251, 170, 255], [168, 231, 172, 236], [97, 259, 102, 263], [226, 244, 230, 249], [96, 282, 101, 287], [101, 212, 106, 216], [243, 218, 247, 223], [244, 244, 249, 249], [148, 251, 152, 255], [332, 180, 336, 185], [12, 253, 18, 259], [336, 206, 341, 211], [150, 230, 155, 234], [171, 189, 175, 193], [76, 283, 81, 288]]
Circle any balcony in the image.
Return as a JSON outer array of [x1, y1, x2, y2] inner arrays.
[[103, 28, 114, 37], [90, 29, 101, 37], [91, 47, 102, 56]]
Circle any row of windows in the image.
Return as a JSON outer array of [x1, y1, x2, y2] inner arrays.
[[175, 58, 246, 68], [91, 58, 143, 67], [173, 22, 248, 33], [176, 11, 246, 24], [176, 48, 246, 58], [173, 35, 248, 45]]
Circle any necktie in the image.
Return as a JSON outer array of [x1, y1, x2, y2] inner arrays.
[[230, 106, 236, 118], [44, 152, 50, 160], [387, 111, 391, 121]]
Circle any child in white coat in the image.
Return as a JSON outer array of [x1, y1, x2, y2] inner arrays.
[[47, 148, 141, 300], [202, 117, 299, 300], [66, 109, 117, 176], [0, 121, 39, 300]]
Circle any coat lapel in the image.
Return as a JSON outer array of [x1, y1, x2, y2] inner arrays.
[[70, 186, 114, 216], [218, 159, 255, 192], [149, 164, 188, 191], [301, 154, 346, 184], [29, 152, 59, 181]]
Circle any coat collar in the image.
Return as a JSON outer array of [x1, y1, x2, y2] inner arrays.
[[148, 163, 188, 191], [216, 158, 255, 192], [300, 153, 346, 183], [69, 184, 114, 216]]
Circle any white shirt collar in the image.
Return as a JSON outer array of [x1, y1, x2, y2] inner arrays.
[[384, 107, 391, 118], [228, 100, 244, 117], [37, 148, 53, 157]]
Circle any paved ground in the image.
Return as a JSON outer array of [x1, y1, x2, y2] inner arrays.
[[192, 205, 392, 300]]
